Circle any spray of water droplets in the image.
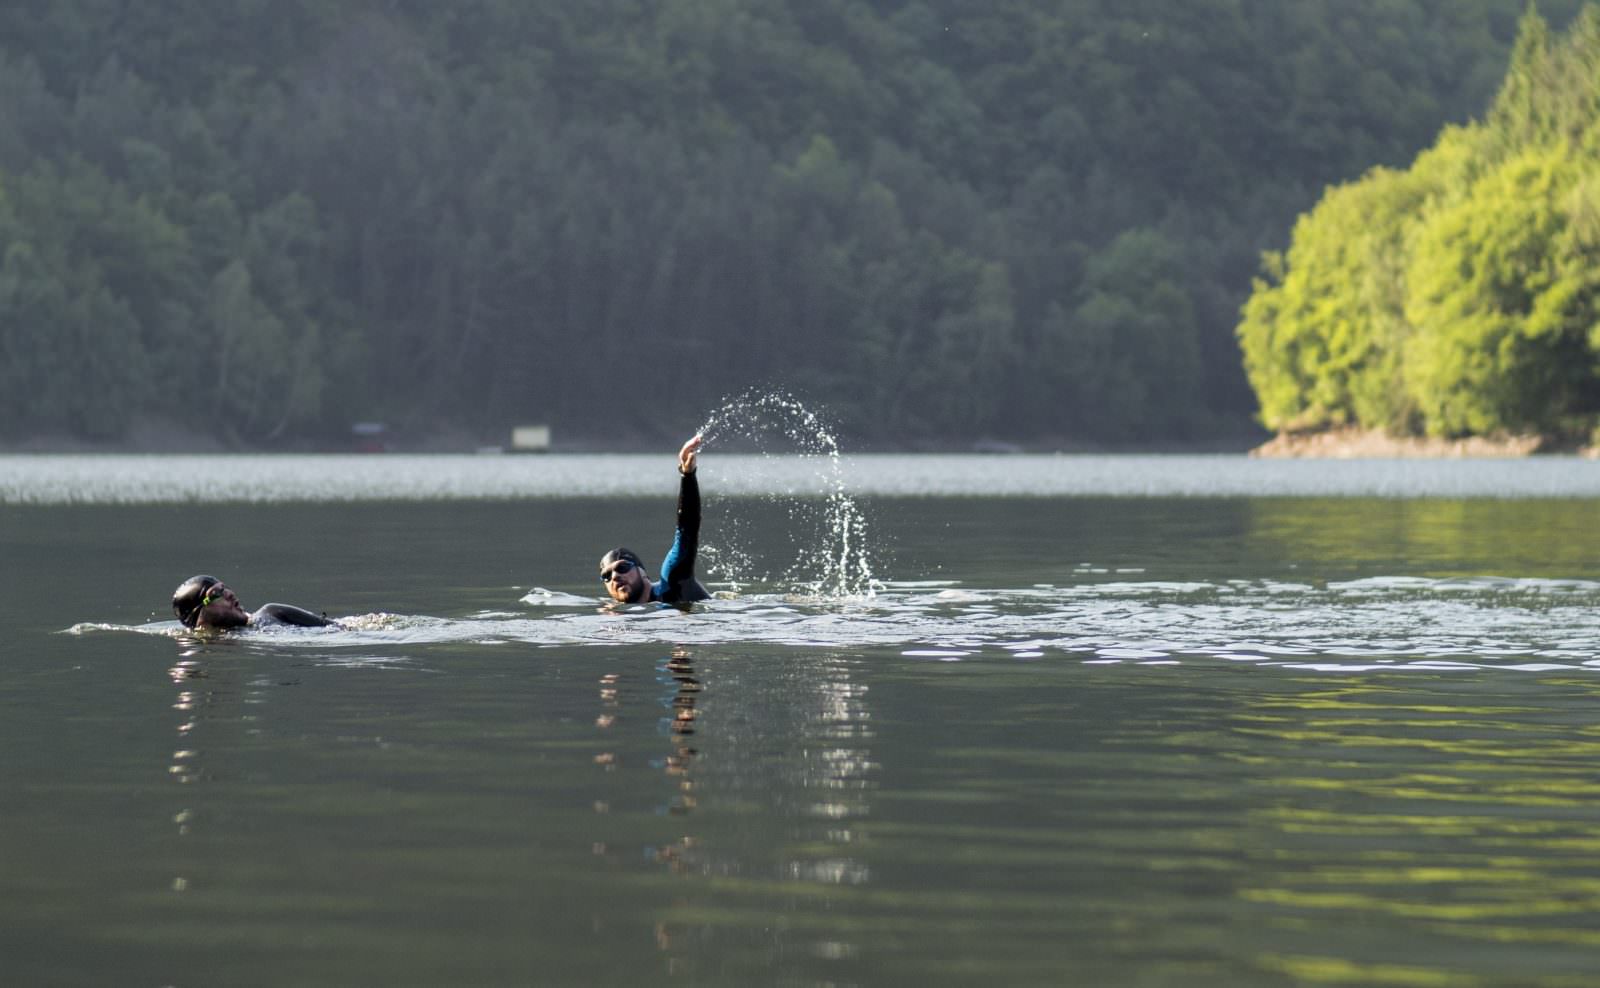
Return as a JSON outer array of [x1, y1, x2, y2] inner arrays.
[[696, 390, 879, 599]]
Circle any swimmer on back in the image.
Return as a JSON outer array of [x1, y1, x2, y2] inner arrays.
[[598, 435, 712, 607], [172, 575, 334, 630]]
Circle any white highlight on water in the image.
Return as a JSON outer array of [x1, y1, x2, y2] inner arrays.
[[71, 574, 1600, 675], [8, 454, 1600, 504]]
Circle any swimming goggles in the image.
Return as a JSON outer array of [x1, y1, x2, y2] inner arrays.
[[601, 560, 636, 584]]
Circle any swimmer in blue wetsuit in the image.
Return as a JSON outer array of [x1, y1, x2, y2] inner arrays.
[[172, 575, 333, 630], [599, 435, 711, 606]]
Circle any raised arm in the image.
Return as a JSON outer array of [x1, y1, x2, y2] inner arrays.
[[658, 435, 709, 603], [663, 455, 701, 580]]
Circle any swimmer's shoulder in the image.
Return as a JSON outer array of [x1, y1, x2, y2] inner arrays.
[[251, 602, 334, 628]]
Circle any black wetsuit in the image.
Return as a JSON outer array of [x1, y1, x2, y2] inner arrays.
[[250, 603, 333, 628], [653, 471, 711, 604]]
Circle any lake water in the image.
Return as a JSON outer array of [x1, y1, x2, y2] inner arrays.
[[4, 454, 1600, 986]]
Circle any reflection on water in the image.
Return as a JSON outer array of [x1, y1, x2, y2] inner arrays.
[[1248, 498, 1600, 576], [1228, 678, 1600, 982], [161, 638, 290, 899], [168, 649, 203, 896], [9, 630, 1600, 985], [168, 650, 205, 789], [9, 490, 1600, 985], [585, 646, 880, 975], [658, 648, 699, 819]]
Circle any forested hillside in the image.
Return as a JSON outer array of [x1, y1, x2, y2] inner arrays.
[[0, 0, 1578, 447], [1238, 6, 1600, 445]]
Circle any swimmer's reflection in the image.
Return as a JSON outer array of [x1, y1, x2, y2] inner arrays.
[[591, 648, 704, 873], [164, 639, 284, 892], [660, 647, 701, 818], [646, 648, 702, 876], [166, 646, 210, 893], [643, 649, 877, 970], [169, 648, 207, 790]]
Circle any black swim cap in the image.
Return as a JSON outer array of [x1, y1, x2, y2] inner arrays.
[[599, 547, 645, 573], [172, 574, 221, 628]]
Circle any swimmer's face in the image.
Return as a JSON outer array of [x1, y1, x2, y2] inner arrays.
[[195, 582, 248, 628], [601, 558, 648, 604]]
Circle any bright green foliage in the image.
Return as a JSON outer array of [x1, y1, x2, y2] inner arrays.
[[1404, 146, 1598, 435], [1238, 4, 1600, 440], [1238, 162, 1440, 433]]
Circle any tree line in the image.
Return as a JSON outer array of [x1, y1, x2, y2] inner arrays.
[[0, 0, 1581, 446], [1238, 5, 1600, 444]]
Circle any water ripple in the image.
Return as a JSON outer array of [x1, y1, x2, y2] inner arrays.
[[70, 576, 1600, 673]]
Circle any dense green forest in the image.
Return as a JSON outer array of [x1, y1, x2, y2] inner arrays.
[[0, 0, 1583, 447], [1238, 5, 1600, 444]]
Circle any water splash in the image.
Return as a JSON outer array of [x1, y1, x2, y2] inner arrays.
[[697, 389, 879, 598]]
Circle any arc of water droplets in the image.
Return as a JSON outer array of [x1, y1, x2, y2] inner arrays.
[[698, 390, 878, 599]]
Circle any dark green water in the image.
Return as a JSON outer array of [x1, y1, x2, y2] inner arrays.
[[4, 489, 1600, 986]]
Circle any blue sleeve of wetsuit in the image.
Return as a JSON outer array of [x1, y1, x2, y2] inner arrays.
[[655, 470, 701, 599]]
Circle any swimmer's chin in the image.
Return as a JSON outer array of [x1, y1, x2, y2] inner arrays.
[[602, 587, 648, 606]]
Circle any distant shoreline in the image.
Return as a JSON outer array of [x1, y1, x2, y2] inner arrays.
[[0, 423, 1270, 456], [16, 426, 1598, 459], [0, 439, 1264, 455], [1251, 427, 1599, 459]]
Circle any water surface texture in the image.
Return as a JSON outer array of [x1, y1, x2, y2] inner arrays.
[[4, 455, 1600, 987], [7, 451, 1600, 503]]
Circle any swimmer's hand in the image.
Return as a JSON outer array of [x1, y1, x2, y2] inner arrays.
[[679, 434, 703, 475]]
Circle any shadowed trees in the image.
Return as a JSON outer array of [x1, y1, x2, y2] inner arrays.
[[0, 0, 1584, 445]]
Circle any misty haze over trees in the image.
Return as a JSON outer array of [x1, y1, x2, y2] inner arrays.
[[0, 1, 1584, 447]]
